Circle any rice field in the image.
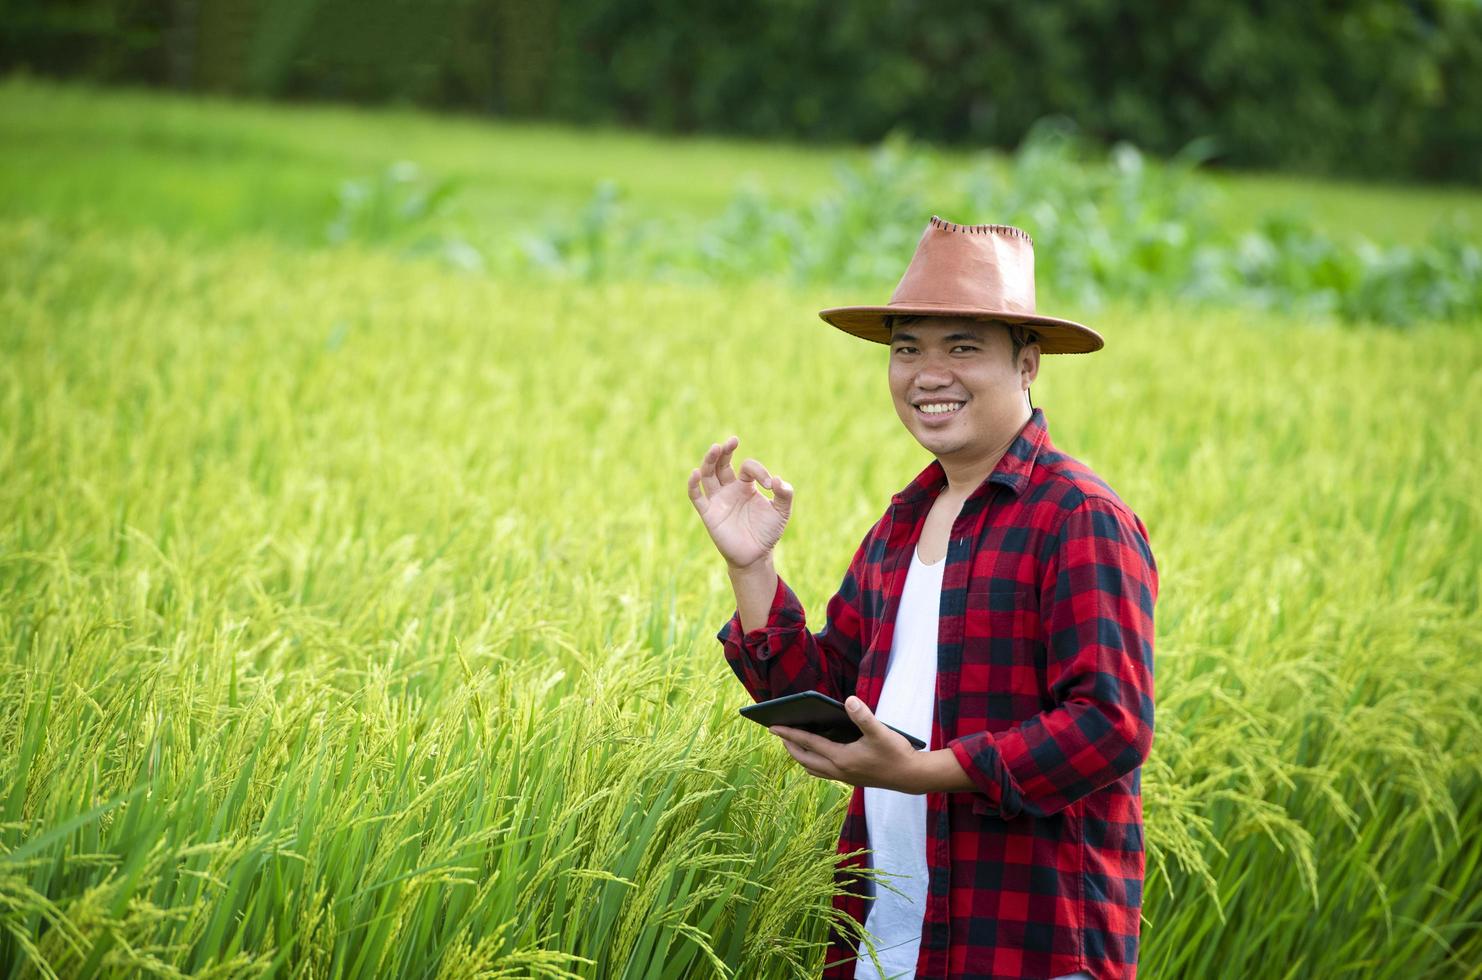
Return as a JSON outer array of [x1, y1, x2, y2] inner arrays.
[[1, 80, 1480, 978]]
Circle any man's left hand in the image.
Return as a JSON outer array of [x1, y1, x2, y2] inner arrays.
[[769, 696, 925, 793]]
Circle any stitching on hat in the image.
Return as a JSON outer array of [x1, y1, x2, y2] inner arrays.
[[928, 215, 1033, 245]]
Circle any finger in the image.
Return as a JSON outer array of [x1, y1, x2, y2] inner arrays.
[[715, 436, 740, 486], [698, 442, 723, 494], [782, 739, 842, 780], [769, 475, 793, 519], [770, 725, 832, 759], [687, 468, 708, 516], [782, 740, 820, 775], [737, 458, 773, 491]]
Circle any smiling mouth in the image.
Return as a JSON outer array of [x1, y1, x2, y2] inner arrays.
[[914, 401, 965, 420]]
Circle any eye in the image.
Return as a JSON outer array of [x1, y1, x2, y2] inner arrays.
[[952, 345, 979, 353], [892, 346, 917, 355]]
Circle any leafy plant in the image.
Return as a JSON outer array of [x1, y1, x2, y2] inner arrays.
[[521, 125, 1482, 328], [327, 161, 484, 272]]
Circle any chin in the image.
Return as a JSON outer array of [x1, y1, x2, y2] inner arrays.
[[929, 442, 968, 459], [911, 431, 959, 455]]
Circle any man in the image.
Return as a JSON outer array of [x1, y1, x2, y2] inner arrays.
[[686, 217, 1157, 979]]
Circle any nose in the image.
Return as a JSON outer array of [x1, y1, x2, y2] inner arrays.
[[913, 354, 955, 388]]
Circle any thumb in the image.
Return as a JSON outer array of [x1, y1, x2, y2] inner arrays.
[[845, 695, 881, 730]]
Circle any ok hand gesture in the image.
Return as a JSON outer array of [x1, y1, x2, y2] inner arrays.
[[687, 436, 794, 570]]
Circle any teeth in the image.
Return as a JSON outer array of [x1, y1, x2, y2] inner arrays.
[[919, 403, 962, 414]]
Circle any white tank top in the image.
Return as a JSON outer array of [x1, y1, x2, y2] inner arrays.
[[854, 544, 942, 980]]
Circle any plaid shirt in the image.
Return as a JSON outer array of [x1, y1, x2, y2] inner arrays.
[[718, 408, 1158, 980]]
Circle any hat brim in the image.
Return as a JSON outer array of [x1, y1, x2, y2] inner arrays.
[[817, 305, 1104, 354]]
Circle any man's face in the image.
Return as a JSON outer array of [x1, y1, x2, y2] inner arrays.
[[888, 316, 1040, 465]]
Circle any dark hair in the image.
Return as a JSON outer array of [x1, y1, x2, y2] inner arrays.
[[883, 314, 1040, 363], [1005, 322, 1041, 363]]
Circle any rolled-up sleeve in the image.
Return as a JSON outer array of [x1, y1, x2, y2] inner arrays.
[[948, 495, 1158, 819], [716, 524, 878, 704]]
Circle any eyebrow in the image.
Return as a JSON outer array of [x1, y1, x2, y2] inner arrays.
[[891, 331, 985, 344]]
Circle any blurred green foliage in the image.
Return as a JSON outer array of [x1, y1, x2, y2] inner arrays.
[[3, 0, 1480, 182], [511, 126, 1482, 327], [0, 78, 1474, 326], [326, 160, 486, 271]]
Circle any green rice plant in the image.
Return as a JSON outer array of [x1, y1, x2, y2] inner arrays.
[[0, 214, 1478, 977]]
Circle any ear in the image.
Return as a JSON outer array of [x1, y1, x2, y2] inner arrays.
[[1019, 342, 1041, 387]]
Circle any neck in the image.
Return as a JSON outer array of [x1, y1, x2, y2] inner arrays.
[[937, 405, 1031, 496]]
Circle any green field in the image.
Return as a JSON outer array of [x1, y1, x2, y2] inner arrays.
[[5, 77, 1482, 248], [2, 79, 1480, 977]]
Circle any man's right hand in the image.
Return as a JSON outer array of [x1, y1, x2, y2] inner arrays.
[[687, 436, 794, 570]]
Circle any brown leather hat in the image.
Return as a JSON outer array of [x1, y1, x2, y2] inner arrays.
[[817, 216, 1103, 354]]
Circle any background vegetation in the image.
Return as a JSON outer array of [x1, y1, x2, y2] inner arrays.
[[1, 78, 1480, 977], [5, 80, 1477, 330], [4, 0, 1481, 182]]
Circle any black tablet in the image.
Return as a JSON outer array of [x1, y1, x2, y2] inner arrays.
[[739, 690, 928, 750]]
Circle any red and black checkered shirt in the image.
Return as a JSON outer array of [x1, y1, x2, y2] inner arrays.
[[718, 407, 1158, 980]]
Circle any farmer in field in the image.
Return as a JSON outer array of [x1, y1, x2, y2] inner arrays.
[[686, 217, 1158, 980]]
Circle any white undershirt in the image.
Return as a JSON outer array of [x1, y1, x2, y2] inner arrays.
[[852, 545, 1096, 980], [855, 544, 942, 980]]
